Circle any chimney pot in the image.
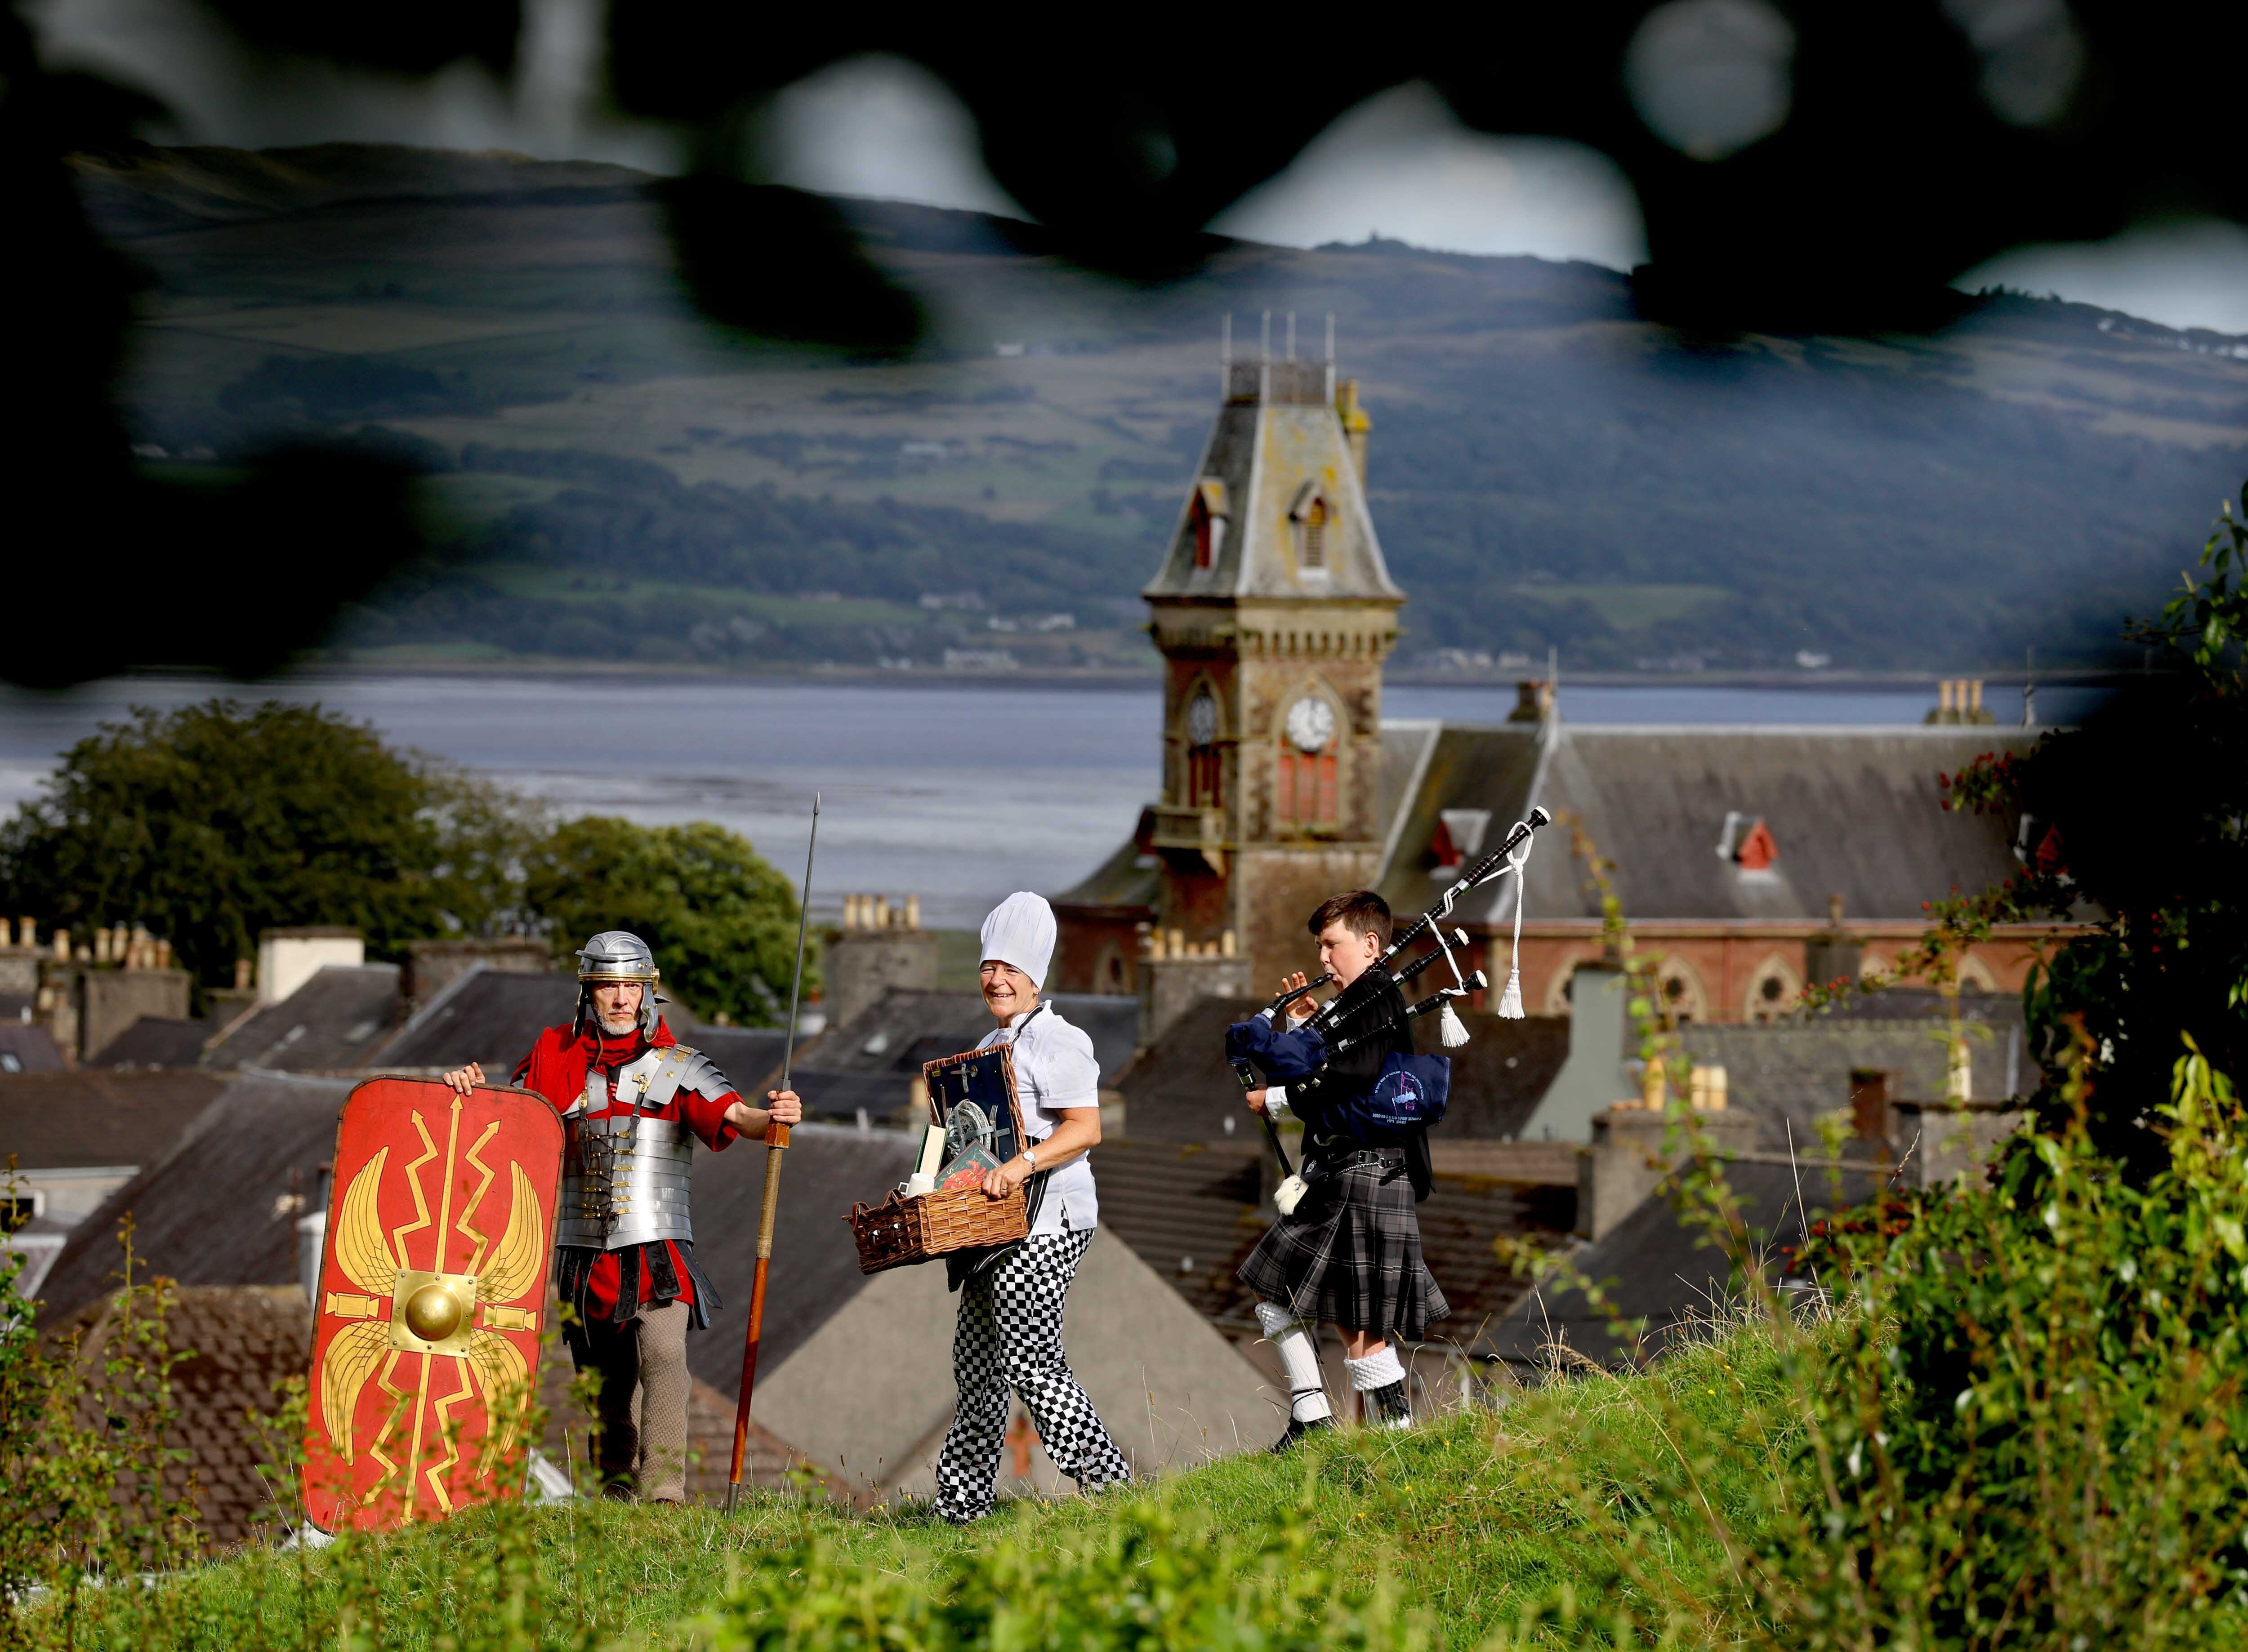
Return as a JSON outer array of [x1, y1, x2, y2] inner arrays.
[[53, 928, 70, 960], [1828, 893, 1845, 927], [906, 894, 921, 930]]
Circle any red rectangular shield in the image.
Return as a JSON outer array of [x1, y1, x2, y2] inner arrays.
[[302, 1076, 563, 1531]]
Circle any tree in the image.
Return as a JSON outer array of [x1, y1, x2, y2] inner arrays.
[[1943, 484, 2248, 1177], [0, 700, 539, 989], [522, 817, 810, 1026]]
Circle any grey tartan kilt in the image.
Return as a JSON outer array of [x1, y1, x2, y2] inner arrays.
[[1236, 1156, 1450, 1341]]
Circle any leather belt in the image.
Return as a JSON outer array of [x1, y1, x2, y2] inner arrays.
[[1313, 1145, 1405, 1173]]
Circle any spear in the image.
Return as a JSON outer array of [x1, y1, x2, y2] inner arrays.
[[725, 793, 819, 1514]]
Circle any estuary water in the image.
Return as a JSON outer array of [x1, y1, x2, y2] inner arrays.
[[0, 675, 2092, 927]]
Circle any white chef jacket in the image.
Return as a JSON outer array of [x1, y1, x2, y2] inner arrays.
[[976, 1002, 1100, 1235]]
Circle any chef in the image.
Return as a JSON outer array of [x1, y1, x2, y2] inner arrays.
[[930, 891, 1133, 1523]]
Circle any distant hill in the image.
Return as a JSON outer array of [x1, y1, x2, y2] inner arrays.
[[72, 143, 2248, 672]]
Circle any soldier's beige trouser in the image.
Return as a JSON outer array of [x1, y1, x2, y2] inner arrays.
[[578, 1300, 690, 1502]]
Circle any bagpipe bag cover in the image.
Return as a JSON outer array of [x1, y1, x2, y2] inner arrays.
[[1225, 1013, 1329, 1083], [1226, 1014, 1450, 1144]]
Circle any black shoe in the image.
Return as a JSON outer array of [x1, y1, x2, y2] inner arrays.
[[1365, 1379, 1412, 1429], [1271, 1414, 1335, 1453]]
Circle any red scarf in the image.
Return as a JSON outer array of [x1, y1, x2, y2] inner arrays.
[[519, 1016, 678, 1113]]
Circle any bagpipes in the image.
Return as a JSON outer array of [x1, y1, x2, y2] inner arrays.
[[1268, 806, 1551, 1060], [1228, 808, 1551, 1184]]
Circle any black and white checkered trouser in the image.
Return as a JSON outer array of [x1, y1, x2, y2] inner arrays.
[[933, 1228, 1133, 1523]]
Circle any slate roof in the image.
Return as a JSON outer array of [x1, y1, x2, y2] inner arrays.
[[1374, 723, 2041, 928], [1116, 995, 1571, 1144], [682, 1121, 922, 1391], [201, 965, 405, 1073], [688, 1026, 791, 1095], [36, 1073, 349, 1323], [1479, 1158, 1887, 1371], [88, 1015, 210, 1069], [786, 989, 1139, 1123], [0, 1067, 228, 1173], [0, 1021, 66, 1073], [1053, 828, 1160, 914], [368, 966, 578, 1073], [1680, 1020, 2027, 1152], [1142, 376, 1403, 603], [1092, 1137, 1573, 1342]]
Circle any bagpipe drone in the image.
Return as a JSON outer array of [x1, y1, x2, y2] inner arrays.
[[1227, 808, 1551, 1191]]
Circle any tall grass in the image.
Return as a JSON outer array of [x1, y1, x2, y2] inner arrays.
[[13, 1040, 2248, 1652]]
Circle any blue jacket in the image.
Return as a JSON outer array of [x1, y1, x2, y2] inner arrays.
[[1226, 1012, 1451, 1147]]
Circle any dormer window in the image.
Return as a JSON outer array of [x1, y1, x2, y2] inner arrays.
[[1428, 809, 1491, 874], [1715, 811, 1778, 873], [1287, 481, 1329, 574], [1189, 479, 1228, 570]]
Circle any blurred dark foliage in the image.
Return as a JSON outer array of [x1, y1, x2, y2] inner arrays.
[[8, 0, 2248, 683], [1940, 485, 2248, 1180]]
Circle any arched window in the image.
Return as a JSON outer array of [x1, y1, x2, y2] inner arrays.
[[1183, 688, 1222, 809], [1288, 481, 1329, 574], [1277, 692, 1338, 825], [1744, 954, 1802, 1022], [1655, 955, 1708, 1023], [1956, 954, 1999, 994]]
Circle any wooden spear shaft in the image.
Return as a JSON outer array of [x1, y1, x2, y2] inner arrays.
[[726, 793, 818, 1514]]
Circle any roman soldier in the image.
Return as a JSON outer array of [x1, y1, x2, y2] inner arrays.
[[1233, 889, 1449, 1449], [443, 930, 799, 1503]]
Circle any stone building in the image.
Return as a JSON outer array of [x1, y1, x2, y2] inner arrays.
[[1051, 343, 2084, 1028], [1053, 337, 1404, 1008]]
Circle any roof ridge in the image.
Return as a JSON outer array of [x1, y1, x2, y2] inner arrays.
[[365, 960, 491, 1066]]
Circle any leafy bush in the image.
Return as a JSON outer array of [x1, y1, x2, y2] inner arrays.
[[0, 699, 540, 989], [0, 1221, 197, 1651], [524, 816, 811, 1025]]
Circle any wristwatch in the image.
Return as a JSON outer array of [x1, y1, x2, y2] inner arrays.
[[1022, 1146, 1039, 1171]]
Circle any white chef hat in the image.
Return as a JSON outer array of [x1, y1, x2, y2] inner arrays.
[[979, 891, 1057, 990]]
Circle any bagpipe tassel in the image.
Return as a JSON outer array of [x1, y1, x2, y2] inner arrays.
[[1438, 1000, 1471, 1047], [1496, 963, 1525, 1020]]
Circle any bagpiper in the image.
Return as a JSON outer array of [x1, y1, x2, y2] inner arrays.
[[445, 930, 800, 1503], [1231, 890, 1452, 1448], [932, 892, 1134, 1523]]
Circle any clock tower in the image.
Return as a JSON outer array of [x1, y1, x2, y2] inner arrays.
[[1138, 327, 1404, 993]]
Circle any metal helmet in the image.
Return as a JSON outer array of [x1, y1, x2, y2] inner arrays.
[[575, 930, 664, 1035]]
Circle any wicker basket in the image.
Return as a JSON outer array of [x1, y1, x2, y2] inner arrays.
[[844, 1043, 1030, 1274]]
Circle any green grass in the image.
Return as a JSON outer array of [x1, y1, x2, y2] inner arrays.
[[39, 1325, 1796, 1650]]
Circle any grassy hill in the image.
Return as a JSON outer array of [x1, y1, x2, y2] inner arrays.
[[72, 144, 2248, 672], [32, 1327, 1773, 1650]]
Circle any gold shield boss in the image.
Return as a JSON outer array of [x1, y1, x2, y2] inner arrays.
[[302, 1076, 563, 1532]]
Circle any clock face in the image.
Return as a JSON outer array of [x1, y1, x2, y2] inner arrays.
[[1285, 695, 1336, 753], [1185, 691, 1218, 746]]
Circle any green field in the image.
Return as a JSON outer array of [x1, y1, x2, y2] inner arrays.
[[27, 1327, 1784, 1651]]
